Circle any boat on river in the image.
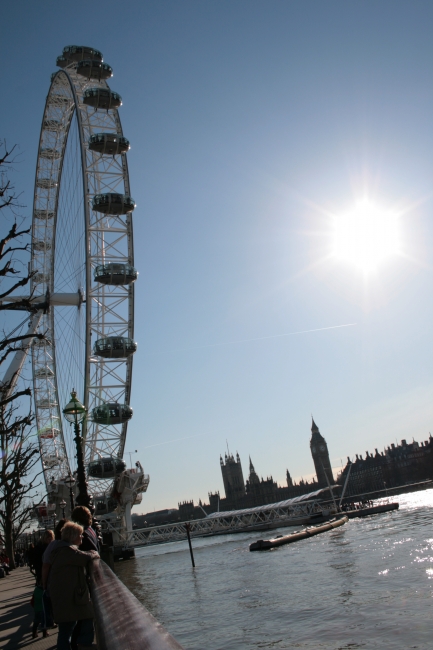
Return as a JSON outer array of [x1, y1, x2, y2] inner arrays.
[[249, 515, 349, 551]]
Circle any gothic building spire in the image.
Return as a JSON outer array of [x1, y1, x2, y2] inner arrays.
[[247, 455, 260, 486], [310, 418, 335, 487], [311, 416, 321, 436]]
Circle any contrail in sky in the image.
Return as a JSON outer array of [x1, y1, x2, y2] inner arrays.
[[146, 322, 357, 356], [200, 323, 357, 348]]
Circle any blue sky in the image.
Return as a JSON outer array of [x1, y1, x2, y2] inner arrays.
[[2, 1, 433, 512]]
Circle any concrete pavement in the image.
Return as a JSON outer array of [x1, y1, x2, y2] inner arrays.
[[0, 567, 57, 649]]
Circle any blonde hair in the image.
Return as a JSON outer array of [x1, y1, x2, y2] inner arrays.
[[61, 521, 83, 544]]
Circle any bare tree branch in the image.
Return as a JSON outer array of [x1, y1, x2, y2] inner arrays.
[[0, 331, 45, 353], [0, 388, 32, 410], [0, 403, 43, 567], [0, 142, 47, 566], [0, 143, 17, 167]]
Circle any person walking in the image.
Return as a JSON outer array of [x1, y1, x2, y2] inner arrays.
[[41, 518, 68, 632], [31, 583, 49, 639], [27, 543, 36, 573], [33, 530, 54, 583], [49, 521, 99, 650]]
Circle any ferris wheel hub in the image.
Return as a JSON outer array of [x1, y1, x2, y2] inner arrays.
[[1, 292, 85, 308]]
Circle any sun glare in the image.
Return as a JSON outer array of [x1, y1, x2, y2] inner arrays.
[[333, 201, 400, 273]]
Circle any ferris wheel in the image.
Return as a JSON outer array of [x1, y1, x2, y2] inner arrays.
[[30, 45, 141, 510]]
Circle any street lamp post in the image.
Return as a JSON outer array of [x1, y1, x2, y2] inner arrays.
[[63, 390, 93, 513], [59, 499, 67, 519], [64, 473, 75, 513]]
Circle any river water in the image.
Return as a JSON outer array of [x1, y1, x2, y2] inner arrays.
[[115, 490, 433, 649]]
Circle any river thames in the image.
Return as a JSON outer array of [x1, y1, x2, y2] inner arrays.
[[116, 490, 433, 649]]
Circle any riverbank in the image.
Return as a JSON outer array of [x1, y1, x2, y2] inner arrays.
[[0, 567, 56, 649]]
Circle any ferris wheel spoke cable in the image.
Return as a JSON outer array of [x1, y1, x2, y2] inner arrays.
[[54, 265, 86, 295], [54, 310, 84, 466], [54, 237, 85, 290], [55, 131, 84, 290], [55, 327, 85, 405], [2, 315, 32, 341], [55, 220, 83, 285]]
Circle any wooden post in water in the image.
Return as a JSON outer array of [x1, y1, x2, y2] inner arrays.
[[185, 523, 195, 568]]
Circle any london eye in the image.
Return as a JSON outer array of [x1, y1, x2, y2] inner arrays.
[[26, 45, 148, 527]]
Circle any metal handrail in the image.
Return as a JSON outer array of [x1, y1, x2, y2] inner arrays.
[[89, 559, 184, 650]]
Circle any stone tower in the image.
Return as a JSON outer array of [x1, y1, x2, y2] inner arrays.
[[220, 452, 246, 503], [310, 418, 335, 487]]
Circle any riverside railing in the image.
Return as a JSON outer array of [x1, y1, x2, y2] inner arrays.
[[89, 559, 184, 650]]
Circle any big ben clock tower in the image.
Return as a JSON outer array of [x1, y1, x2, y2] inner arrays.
[[310, 418, 335, 487]]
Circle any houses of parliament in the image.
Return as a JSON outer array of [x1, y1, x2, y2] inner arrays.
[[204, 418, 335, 513], [133, 418, 433, 526], [179, 418, 433, 519]]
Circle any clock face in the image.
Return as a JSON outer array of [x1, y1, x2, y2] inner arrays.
[[312, 446, 316, 453], [320, 445, 325, 452]]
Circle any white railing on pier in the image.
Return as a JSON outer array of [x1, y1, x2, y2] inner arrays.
[[124, 499, 329, 547]]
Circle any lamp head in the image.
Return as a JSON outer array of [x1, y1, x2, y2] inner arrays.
[[63, 390, 86, 423]]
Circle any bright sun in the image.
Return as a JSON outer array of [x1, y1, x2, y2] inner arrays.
[[333, 200, 401, 273]]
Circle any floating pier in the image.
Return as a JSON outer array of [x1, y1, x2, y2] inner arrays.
[[249, 515, 348, 551], [344, 502, 399, 518]]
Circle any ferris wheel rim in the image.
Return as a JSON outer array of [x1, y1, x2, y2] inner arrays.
[[31, 53, 136, 495]]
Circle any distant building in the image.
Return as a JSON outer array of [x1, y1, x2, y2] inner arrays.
[[178, 500, 195, 520], [131, 508, 178, 527], [208, 491, 220, 512], [220, 452, 246, 502], [245, 457, 278, 503], [338, 436, 433, 496]]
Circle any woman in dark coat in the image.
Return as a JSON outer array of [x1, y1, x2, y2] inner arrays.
[[49, 521, 99, 650], [33, 530, 54, 582], [72, 506, 100, 553]]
